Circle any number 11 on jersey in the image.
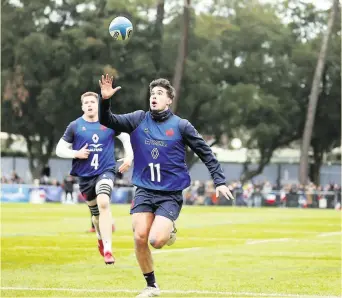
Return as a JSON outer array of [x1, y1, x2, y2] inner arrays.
[[148, 163, 161, 182]]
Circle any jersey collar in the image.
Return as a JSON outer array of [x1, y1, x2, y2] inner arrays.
[[150, 109, 173, 122]]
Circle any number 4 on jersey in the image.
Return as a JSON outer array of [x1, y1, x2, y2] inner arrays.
[[91, 154, 99, 170], [148, 163, 161, 182]]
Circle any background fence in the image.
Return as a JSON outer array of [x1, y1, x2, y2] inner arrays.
[[1, 183, 340, 209], [1, 156, 341, 186]]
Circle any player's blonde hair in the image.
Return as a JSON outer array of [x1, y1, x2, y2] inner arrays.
[[80, 92, 98, 103]]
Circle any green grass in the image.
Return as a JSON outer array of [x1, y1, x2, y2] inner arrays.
[[1, 204, 341, 297]]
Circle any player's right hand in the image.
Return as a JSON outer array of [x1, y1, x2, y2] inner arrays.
[[75, 144, 90, 159], [99, 74, 121, 100]]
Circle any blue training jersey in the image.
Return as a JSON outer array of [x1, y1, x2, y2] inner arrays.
[[130, 112, 191, 191], [62, 117, 116, 177]]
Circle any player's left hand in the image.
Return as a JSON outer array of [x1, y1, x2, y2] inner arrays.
[[117, 157, 133, 173], [99, 74, 121, 99], [216, 185, 235, 200]]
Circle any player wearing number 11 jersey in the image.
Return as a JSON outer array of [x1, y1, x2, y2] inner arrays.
[[98, 74, 234, 297], [56, 91, 133, 265]]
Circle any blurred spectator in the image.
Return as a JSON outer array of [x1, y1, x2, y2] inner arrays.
[[12, 171, 22, 183], [251, 183, 263, 207], [63, 174, 76, 203], [204, 181, 216, 205], [39, 165, 51, 185]]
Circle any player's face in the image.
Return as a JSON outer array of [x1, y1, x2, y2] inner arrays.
[[150, 87, 172, 112], [81, 96, 98, 118]]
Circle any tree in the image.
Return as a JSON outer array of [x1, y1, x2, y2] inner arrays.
[[2, 0, 340, 183], [1, 0, 152, 179], [142, 0, 166, 109], [299, 0, 339, 184], [309, 17, 341, 184], [1, 0, 77, 178], [164, 0, 303, 176], [171, 0, 191, 113]]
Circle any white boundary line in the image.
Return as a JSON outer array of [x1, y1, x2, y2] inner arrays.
[[246, 238, 290, 245], [130, 247, 202, 257], [152, 247, 201, 254], [317, 232, 342, 237], [0, 286, 339, 297]]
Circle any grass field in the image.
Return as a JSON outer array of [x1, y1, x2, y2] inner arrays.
[[1, 203, 341, 297]]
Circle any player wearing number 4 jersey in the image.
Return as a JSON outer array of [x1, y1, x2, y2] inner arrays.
[[56, 91, 133, 265], [98, 74, 234, 297]]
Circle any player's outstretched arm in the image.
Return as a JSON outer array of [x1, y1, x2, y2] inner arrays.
[[180, 119, 234, 200], [116, 132, 134, 173], [98, 74, 145, 133]]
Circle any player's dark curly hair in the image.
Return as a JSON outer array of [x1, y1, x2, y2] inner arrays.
[[149, 78, 175, 100]]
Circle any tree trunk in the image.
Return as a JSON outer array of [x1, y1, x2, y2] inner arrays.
[[25, 135, 55, 181], [97, 0, 106, 17], [145, 0, 165, 109], [299, 0, 338, 185], [240, 153, 272, 184], [171, 0, 190, 113], [310, 143, 323, 185], [153, 0, 165, 74]]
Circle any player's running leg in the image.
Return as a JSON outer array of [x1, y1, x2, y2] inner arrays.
[[132, 212, 160, 297], [148, 216, 174, 249], [151, 192, 183, 248], [86, 199, 104, 256], [167, 221, 177, 246], [88, 209, 96, 233], [87, 205, 115, 233], [95, 176, 115, 264]]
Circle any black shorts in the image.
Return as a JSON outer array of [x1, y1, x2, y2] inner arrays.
[[130, 187, 183, 221], [79, 170, 115, 202]]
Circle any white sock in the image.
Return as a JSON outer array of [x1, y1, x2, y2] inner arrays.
[[103, 239, 112, 253]]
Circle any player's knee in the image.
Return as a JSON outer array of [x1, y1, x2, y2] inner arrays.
[[95, 179, 113, 208], [134, 231, 149, 247], [149, 237, 165, 249], [97, 198, 110, 210]]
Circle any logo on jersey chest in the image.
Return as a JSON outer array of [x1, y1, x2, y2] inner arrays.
[[145, 138, 167, 147], [165, 128, 174, 136], [92, 134, 99, 143], [89, 133, 103, 152], [151, 148, 159, 159]]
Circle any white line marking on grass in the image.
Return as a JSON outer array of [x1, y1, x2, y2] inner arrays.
[[246, 238, 290, 245], [12, 246, 135, 252], [317, 232, 342, 237], [131, 247, 202, 257], [0, 287, 339, 297], [179, 236, 250, 241], [152, 247, 201, 254], [2, 233, 58, 237]]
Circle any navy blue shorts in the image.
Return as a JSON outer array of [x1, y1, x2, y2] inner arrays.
[[130, 187, 183, 221], [79, 170, 115, 202]]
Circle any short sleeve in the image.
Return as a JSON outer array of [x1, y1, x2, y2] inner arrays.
[[62, 121, 76, 143]]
